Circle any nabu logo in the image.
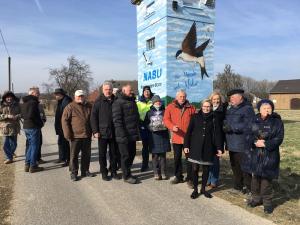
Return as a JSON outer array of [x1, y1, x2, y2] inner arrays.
[[143, 68, 162, 81]]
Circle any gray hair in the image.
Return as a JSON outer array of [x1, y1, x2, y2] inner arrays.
[[28, 86, 40, 95], [176, 89, 187, 97], [102, 81, 113, 89]]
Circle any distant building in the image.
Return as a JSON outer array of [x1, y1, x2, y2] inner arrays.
[[269, 79, 300, 110]]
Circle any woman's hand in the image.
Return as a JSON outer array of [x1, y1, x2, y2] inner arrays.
[[255, 140, 265, 148], [183, 148, 189, 154], [216, 150, 223, 157]]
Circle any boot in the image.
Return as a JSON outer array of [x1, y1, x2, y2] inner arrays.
[[24, 164, 30, 172], [190, 189, 199, 199], [101, 173, 110, 181], [29, 166, 44, 173]]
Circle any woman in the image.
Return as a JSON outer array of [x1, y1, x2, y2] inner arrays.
[[207, 91, 226, 188], [144, 95, 171, 180], [184, 99, 223, 199], [0, 91, 21, 164], [247, 99, 284, 214]]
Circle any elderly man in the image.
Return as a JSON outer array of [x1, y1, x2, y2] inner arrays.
[[223, 89, 255, 193], [90, 81, 120, 181], [112, 84, 140, 184], [163, 89, 196, 185], [62, 90, 93, 181], [21, 87, 44, 173], [54, 88, 72, 166]]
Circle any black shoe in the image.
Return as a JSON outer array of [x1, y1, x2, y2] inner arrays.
[[124, 176, 137, 184], [82, 171, 95, 178], [71, 174, 79, 181], [24, 164, 30, 172], [190, 190, 199, 199], [111, 172, 121, 180], [247, 200, 262, 208], [200, 190, 213, 198], [171, 177, 184, 184], [102, 173, 110, 181], [62, 161, 69, 167], [29, 166, 44, 173], [264, 206, 273, 214]]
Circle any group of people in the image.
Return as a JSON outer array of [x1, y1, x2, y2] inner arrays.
[[0, 82, 284, 214]]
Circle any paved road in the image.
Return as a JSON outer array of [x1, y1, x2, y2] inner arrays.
[[10, 118, 274, 225]]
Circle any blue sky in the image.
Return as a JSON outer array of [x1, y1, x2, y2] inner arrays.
[[0, 0, 299, 93]]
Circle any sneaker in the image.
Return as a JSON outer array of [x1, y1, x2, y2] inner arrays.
[[264, 206, 273, 214], [4, 159, 13, 164], [29, 166, 44, 173], [24, 164, 30, 172], [101, 173, 110, 181], [111, 172, 121, 180], [170, 176, 184, 184], [71, 173, 79, 181], [200, 190, 213, 198], [124, 176, 137, 184], [190, 190, 199, 199]]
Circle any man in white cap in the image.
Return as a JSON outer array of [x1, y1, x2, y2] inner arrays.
[[62, 90, 93, 181]]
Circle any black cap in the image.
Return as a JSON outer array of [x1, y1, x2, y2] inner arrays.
[[227, 89, 244, 97], [54, 88, 65, 95], [257, 99, 274, 112]]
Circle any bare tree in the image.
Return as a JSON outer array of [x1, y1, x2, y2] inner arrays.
[[48, 56, 93, 96]]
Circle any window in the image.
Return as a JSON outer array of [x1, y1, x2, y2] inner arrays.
[[146, 37, 155, 50]]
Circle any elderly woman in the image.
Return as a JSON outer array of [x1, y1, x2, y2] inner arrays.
[[247, 99, 284, 214], [184, 99, 223, 199], [207, 91, 226, 188]]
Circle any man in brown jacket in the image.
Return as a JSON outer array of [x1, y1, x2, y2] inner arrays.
[[62, 90, 93, 181]]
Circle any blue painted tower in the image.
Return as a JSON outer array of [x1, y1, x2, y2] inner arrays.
[[136, 0, 215, 105]]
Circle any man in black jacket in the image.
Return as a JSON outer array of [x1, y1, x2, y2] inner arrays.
[[54, 88, 72, 166], [21, 87, 44, 173], [90, 81, 120, 181], [112, 84, 139, 184]]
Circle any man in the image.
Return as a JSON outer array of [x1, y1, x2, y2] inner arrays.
[[112, 84, 139, 184], [21, 87, 44, 173], [223, 89, 255, 193], [90, 81, 120, 181], [54, 88, 72, 166], [136, 86, 153, 172], [163, 89, 196, 185], [62, 90, 93, 181], [0, 91, 21, 164]]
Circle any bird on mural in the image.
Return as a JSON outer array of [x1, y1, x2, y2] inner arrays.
[[175, 22, 210, 79]]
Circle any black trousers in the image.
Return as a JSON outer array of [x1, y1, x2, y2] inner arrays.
[[192, 163, 209, 191], [172, 144, 192, 180], [69, 138, 91, 175], [251, 175, 273, 207], [141, 138, 150, 169], [98, 138, 118, 175], [118, 141, 136, 179], [229, 151, 252, 190], [152, 153, 166, 175], [58, 135, 70, 162]]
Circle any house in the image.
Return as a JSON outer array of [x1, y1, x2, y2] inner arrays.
[[269, 79, 300, 110]]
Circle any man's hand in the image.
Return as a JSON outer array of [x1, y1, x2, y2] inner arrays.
[[216, 150, 223, 157], [255, 140, 265, 148], [184, 148, 189, 154], [172, 126, 179, 132], [93, 133, 100, 138]]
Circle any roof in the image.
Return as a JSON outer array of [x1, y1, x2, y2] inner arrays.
[[269, 79, 300, 94]]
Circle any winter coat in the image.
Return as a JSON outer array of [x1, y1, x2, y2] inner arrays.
[[55, 95, 72, 136], [144, 105, 171, 153], [21, 95, 44, 129], [61, 101, 92, 140], [213, 103, 226, 146], [90, 94, 115, 139], [242, 113, 284, 179], [163, 100, 196, 144], [112, 92, 140, 144], [184, 111, 223, 164], [224, 100, 255, 152], [0, 93, 21, 136], [39, 104, 47, 126]]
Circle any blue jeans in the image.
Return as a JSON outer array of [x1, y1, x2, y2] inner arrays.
[[208, 155, 220, 185], [3, 136, 18, 160], [24, 128, 41, 167]]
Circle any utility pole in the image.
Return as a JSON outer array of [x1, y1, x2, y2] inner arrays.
[[8, 56, 11, 91]]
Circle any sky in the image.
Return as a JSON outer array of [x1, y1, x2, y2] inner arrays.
[[0, 0, 299, 93]]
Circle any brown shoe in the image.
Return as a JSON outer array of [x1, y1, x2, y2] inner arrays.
[[25, 164, 30, 172], [4, 159, 13, 164], [29, 166, 44, 173]]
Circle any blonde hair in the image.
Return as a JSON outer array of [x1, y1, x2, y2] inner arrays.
[[200, 99, 212, 107], [209, 90, 224, 103]]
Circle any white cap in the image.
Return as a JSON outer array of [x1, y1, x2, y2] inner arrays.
[[75, 90, 85, 97]]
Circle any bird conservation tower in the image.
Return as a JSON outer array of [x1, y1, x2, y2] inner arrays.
[[136, 0, 216, 105]]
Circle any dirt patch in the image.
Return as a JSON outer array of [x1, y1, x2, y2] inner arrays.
[[0, 142, 15, 225]]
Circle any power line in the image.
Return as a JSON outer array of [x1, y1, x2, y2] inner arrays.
[[0, 28, 10, 57]]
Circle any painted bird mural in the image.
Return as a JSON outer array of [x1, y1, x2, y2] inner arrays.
[[175, 22, 210, 79]]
